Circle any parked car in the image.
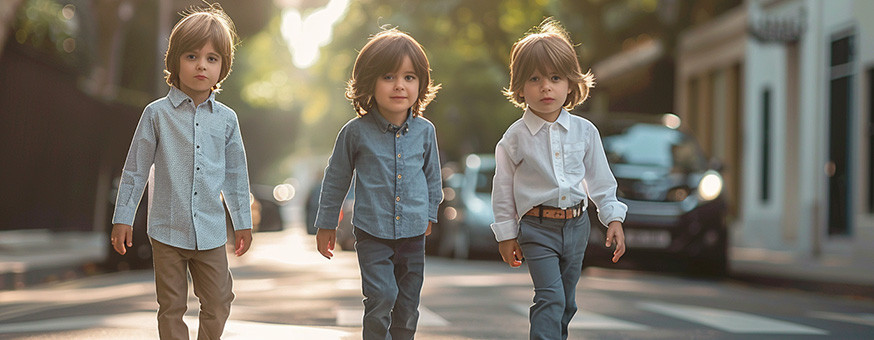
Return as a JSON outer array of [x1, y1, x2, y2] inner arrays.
[[435, 154, 499, 259], [304, 181, 356, 250], [583, 117, 729, 276]]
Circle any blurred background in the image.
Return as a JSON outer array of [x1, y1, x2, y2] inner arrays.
[[2, 0, 874, 279]]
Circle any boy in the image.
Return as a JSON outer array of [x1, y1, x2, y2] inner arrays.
[[110, 4, 252, 339], [315, 27, 442, 340], [491, 18, 627, 340]]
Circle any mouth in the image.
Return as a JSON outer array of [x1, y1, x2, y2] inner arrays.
[[195, 75, 207, 80], [541, 97, 555, 103], [390, 96, 407, 100]]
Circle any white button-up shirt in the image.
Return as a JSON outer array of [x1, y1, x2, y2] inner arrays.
[[490, 108, 627, 242], [112, 87, 252, 250]]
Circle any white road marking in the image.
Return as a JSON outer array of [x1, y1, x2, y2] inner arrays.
[[511, 304, 650, 330], [0, 312, 352, 339], [810, 311, 874, 327], [638, 301, 828, 334], [336, 305, 449, 326]]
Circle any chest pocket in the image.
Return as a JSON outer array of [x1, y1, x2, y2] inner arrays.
[[563, 141, 587, 174]]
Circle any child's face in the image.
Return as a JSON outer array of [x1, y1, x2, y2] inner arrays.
[[520, 68, 571, 119], [374, 56, 419, 118], [178, 41, 222, 102]]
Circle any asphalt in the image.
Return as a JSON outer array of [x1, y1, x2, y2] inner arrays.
[[2, 228, 873, 301]]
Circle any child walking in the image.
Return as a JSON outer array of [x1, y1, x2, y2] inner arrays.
[[490, 18, 627, 340], [315, 27, 443, 340], [109, 4, 252, 339]]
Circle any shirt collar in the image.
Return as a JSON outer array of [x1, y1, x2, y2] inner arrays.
[[370, 108, 412, 134], [167, 86, 216, 112], [522, 107, 571, 135]]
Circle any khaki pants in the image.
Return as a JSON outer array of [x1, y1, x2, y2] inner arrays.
[[151, 238, 234, 340]]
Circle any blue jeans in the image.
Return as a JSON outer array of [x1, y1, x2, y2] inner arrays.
[[518, 214, 590, 340], [354, 227, 426, 340]]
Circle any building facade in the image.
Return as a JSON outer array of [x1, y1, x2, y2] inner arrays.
[[736, 0, 874, 263]]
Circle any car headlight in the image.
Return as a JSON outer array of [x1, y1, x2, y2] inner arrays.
[[697, 171, 723, 201]]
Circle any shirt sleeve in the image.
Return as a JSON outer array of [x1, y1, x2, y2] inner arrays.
[[583, 126, 627, 227], [423, 123, 443, 223], [112, 107, 157, 226], [223, 112, 253, 231], [314, 122, 356, 229], [490, 139, 520, 242]]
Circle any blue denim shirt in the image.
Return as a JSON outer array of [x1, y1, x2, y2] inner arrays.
[[112, 87, 252, 250], [315, 110, 443, 239]]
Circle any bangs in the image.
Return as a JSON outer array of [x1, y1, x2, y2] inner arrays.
[[177, 13, 232, 57], [516, 36, 581, 82]]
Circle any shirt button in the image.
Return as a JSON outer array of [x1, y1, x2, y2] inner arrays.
[[196, 167, 200, 170], [561, 196, 566, 200], [396, 196, 400, 202], [397, 153, 401, 158], [396, 216, 400, 220], [397, 174, 402, 179], [396, 133, 400, 138], [555, 152, 560, 158], [196, 145, 200, 149], [194, 192, 198, 195], [196, 123, 199, 126]]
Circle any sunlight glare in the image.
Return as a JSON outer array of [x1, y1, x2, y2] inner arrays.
[[281, 0, 350, 69]]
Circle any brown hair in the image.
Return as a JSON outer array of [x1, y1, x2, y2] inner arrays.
[[164, 3, 238, 92], [503, 18, 594, 110], [345, 27, 440, 117]]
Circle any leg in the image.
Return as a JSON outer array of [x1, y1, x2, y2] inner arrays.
[[151, 238, 191, 340], [389, 234, 426, 340], [355, 228, 398, 340], [189, 244, 234, 340], [558, 215, 590, 340], [518, 217, 565, 340]]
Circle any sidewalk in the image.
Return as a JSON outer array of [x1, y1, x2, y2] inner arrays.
[[2, 228, 873, 299]]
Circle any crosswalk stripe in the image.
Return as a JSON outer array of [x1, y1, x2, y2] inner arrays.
[[336, 306, 449, 326], [638, 301, 828, 334], [810, 311, 874, 327], [511, 304, 650, 330]]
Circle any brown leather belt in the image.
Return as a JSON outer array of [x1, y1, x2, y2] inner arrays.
[[524, 202, 584, 220]]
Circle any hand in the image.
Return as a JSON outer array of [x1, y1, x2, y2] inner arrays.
[[110, 224, 133, 255], [234, 229, 253, 256], [425, 221, 433, 236], [316, 228, 337, 259], [498, 239, 523, 267], [606, 221, 626, 263]]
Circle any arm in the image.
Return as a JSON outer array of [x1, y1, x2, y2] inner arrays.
[[314, 123, 356, 259], [423, 123, 443, 224], [583, 127, 627, 262], [223, 113, 254, 256], [111, 107, 157, 255], [491, 142, 523, 267]]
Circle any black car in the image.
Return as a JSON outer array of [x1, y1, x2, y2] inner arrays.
[[583, 119, 728, 276], [304, 181, 356, 250]]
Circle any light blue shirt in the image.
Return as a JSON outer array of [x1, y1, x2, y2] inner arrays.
[[112, 86, 252, 250], [315, 110, 443, 239]]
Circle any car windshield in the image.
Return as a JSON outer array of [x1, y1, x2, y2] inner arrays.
[[602, 124, 707, 172]]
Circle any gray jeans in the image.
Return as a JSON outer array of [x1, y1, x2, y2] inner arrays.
[[354, 227, 426, 340], [518, 214, 590, 340]]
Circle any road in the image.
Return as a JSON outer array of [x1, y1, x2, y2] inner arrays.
[[1, 227, 873, 339]]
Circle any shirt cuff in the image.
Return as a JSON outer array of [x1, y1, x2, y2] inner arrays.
[[111, 208, 136, 226], [490, 219, 519, 242]]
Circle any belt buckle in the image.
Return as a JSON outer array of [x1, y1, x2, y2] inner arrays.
[[572, 208, 579, 218]]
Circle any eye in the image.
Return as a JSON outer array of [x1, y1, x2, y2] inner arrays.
[[404, 75, 416, 81], [185, 54, 196, 60], [208, 56, 219, 62], [551, 75, 562, 81], [383, 74, 394, 80], [529, 76, 539, 82]]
